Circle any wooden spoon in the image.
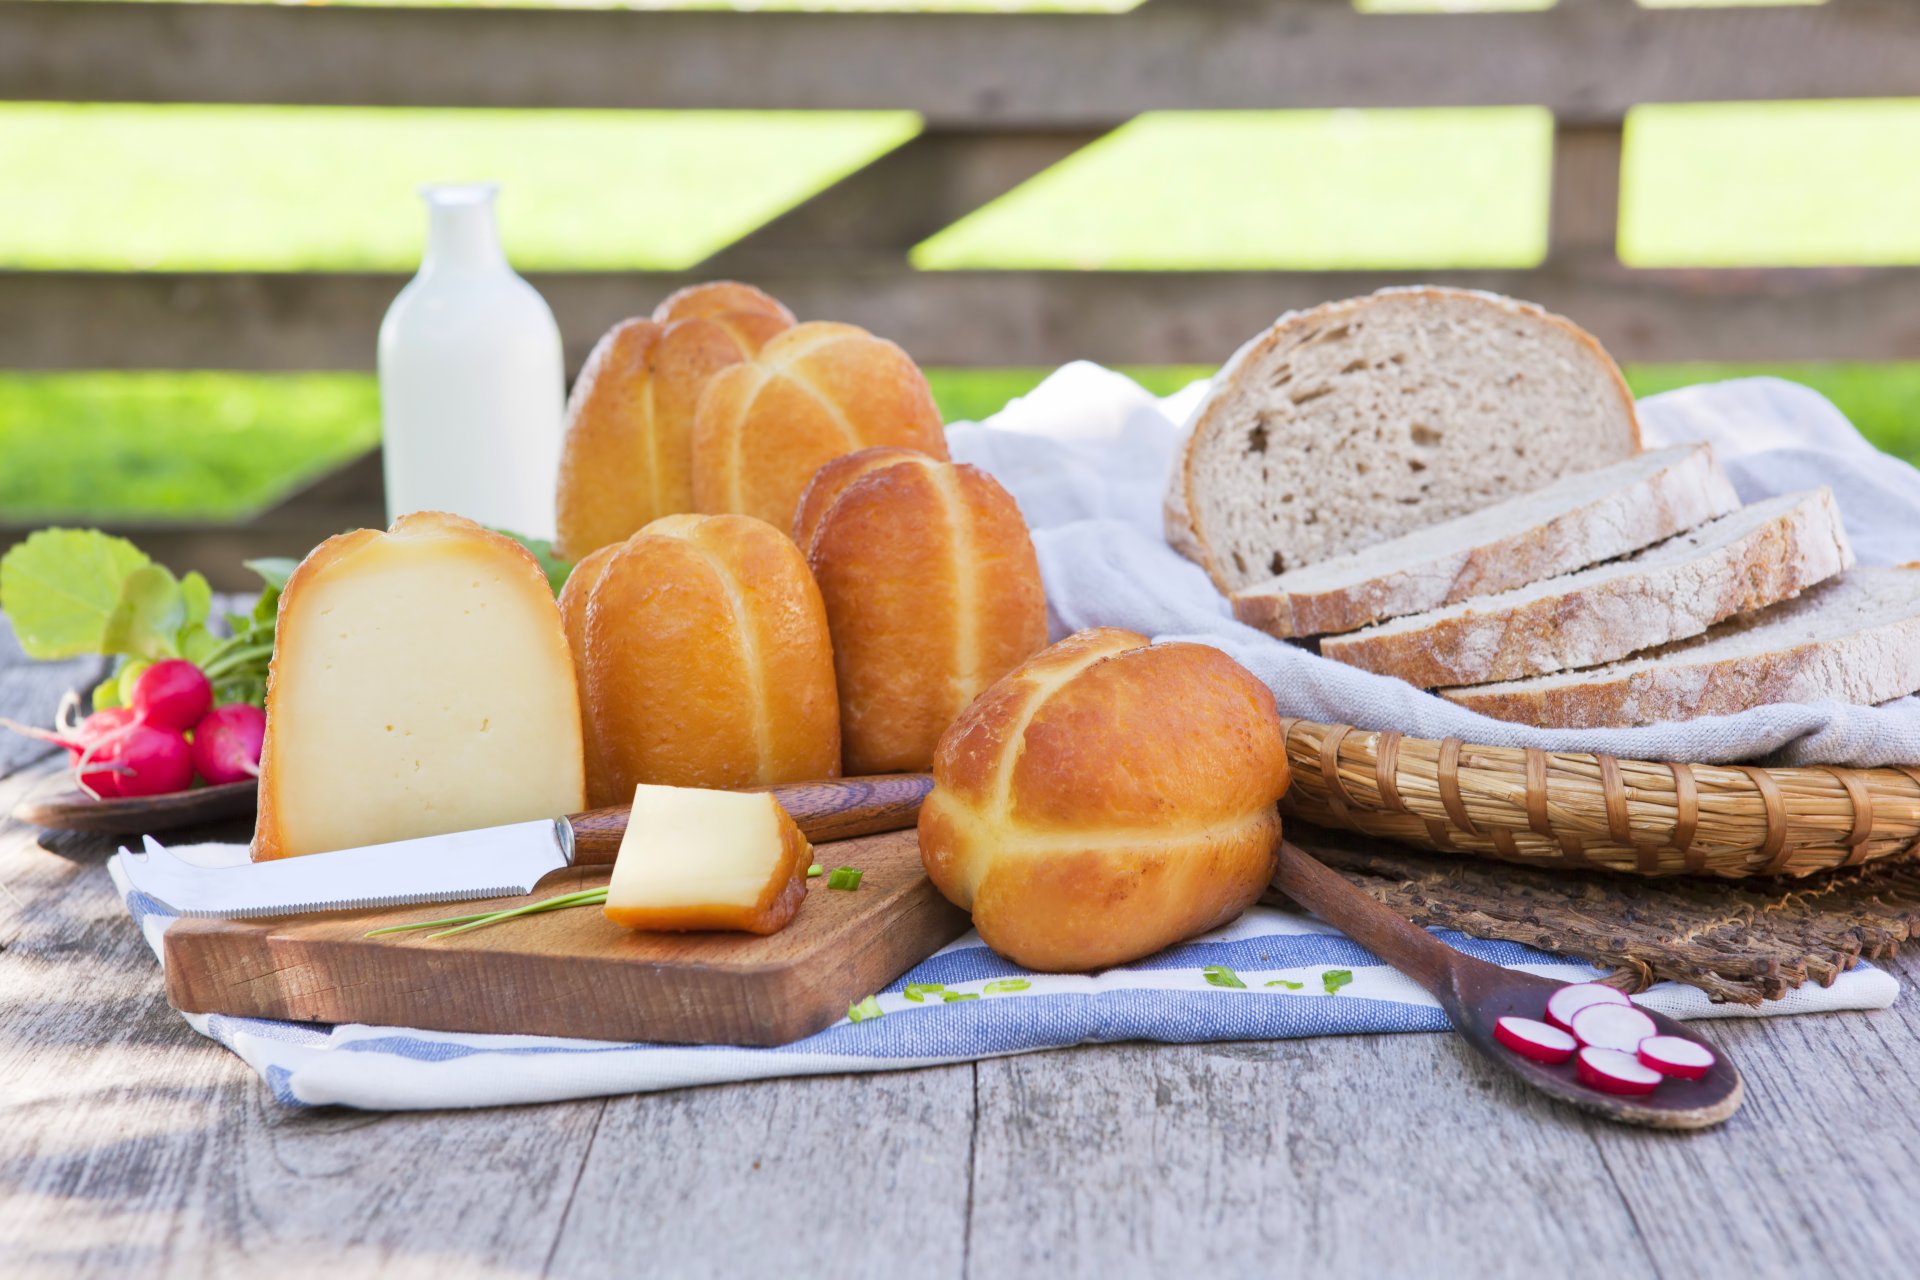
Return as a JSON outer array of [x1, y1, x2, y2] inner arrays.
[[1274, 838, 1744, 1130]]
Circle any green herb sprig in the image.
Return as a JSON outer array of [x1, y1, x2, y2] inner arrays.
[[365, 886, 610, 940]]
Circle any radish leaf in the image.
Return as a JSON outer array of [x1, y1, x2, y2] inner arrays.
[[0, 528, 151, 658], [100, 565, 187, 661]]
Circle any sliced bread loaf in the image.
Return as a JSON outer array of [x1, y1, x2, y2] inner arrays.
[[1165, 287, 1642, 594], [1443, 567, 1920, 728], [1319, 488, 1855, 688], [1230, 444, 1738, 639]]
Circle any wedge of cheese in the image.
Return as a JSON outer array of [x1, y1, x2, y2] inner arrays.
[[603, 785, 814, 934], [252, 511, 587, 860]]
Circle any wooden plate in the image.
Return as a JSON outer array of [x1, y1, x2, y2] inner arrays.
[[12, 779, 257, 835]]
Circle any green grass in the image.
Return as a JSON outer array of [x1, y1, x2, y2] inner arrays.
[[0, 104, 918, 271], [6, 364, 1915, 525], [916, 108, 1553, 271]]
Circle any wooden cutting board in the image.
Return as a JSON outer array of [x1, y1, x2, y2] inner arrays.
[[162, 828, 970, 1047]]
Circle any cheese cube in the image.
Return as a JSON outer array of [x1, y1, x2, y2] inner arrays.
[[252, 512, 587, 860], [604, 785, 814, 934]]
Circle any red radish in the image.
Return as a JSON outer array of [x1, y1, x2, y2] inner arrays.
[[1576, 1047, 1664, 1096], [68, 707, 140, 797], [1569, 1001, 1659, 1053], [80, 721, 193, 798], [129, 659, 213, 732], [1638, 1035, 1716, 1081], [191, 704, 265, 784], [1545, 982, 1631, 1031], [1493, 1016, 1577, 1065]]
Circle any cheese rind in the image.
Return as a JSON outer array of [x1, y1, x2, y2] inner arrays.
[[251, 511, 587, 860], [603, 785, 814, 934]]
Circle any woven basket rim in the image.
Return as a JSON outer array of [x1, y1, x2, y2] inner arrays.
[[1277, 718, 1920, 879]]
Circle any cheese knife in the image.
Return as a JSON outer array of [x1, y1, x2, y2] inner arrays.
[[116, 773, 934, 919]]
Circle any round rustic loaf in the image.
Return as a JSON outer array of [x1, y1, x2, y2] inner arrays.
[[554, 282, 793, 560], [571, 512, 839, 804], [918, 628, 1291, 972], [798, 448, 1048, 774], [692, 321, 948, 531]]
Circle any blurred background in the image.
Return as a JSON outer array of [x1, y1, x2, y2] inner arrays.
[[4, 0, 1918, 585]]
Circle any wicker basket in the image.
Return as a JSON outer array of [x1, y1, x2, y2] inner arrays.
[[1278, 719, 1920, 879]]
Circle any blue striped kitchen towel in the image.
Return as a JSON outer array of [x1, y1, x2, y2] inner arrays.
[[108, 843, 1897, 1111]]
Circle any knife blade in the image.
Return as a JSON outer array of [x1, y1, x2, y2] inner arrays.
[[115, 772, 933, 920]]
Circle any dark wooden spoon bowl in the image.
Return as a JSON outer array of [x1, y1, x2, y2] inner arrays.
[[1276, 837, 1743, 1130], [12, 779, 257, 835]]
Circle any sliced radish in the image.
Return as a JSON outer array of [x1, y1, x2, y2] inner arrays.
[[1494, 1016, 1577, 1065], [1638, 1035, 1716, 1081], [1546, 982, 1631, 1032], [1576, 1047, 1664, 1096], [1569, 1001, 1658, 1053]]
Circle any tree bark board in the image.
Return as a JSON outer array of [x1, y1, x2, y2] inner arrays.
[[543, 1065, 975, 1280], [7, 0, 1920, 122], [162, 829, 970, 1047], [963, 1037, 1659, 1278]]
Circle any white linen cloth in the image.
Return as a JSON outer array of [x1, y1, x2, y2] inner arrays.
[[956, 368, 1920, 766], [106, 370, 1914, 1109]]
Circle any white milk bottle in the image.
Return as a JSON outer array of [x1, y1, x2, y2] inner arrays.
[[377, 183, 565, 538]]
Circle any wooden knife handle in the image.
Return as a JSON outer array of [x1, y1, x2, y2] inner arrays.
[[566, 773, 936, 866]]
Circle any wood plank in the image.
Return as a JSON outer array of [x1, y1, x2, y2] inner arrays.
[[545, 1064, 975, 1280], [1547, 122, 1624, 262], [9, 263, 1920, 377], [1583, 945, 1920, 1274], [0, 615, 105, 777], [162, 829, 970, 1047], [703, 128, 1111, 269], [965, 1036, 1658, 1276], [0, 761, 612, 1276], [5, 0, 1919, 123]]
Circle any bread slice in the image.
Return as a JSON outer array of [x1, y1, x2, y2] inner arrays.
[[1320, 488, 1855, 688], [1231, 444, 1737, 639], [1443, 567, 1920, 728], [1165, 287, 1642, 594]]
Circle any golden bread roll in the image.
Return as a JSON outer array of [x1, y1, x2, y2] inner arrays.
[[554, 282, 793, 559], [254, 512, 586, 860], [692, 321, 949, 530], [798, 448, 1048, 773], [557, 542, 621, 801], [918, 628, 1290, 972], [578, 512, 840, 803]]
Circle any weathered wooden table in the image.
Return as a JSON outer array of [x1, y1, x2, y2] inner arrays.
[[5, 621, 1919, 1278]]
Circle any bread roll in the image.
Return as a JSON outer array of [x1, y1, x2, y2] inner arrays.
[[557, 541, 620, 800], [798, 448, 1047, 773], [254, 512, 586, 860], [554, 282, 793, 559], [918, 628, 1291, 972], [578, 512, 839, 803], [692, 322, 948, 530]]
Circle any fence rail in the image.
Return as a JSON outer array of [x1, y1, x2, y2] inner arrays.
[[4, 0, 1919, 584]]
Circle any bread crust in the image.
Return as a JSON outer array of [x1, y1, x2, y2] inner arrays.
[[802, 449, 1048, 774], [691, 322, 948, 531], [554, 283, 793, 559], [918, 628, 1291, 972], [1443, 569, 1920, 728], [1322, 488, 1855, 688], [1231, 445, 1739, 638], [252, 512, 586, 860], [1167, 286, 1644, 595], [581, 513, 840, 799]]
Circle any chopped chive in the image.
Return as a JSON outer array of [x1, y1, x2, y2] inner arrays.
[[826, 866, 863, 891], [904, 983, 946, 1003], [982, 978, 1031, 994], [1202, 964, 1247, 989], [848, 995, 884, 1023], [806, 863, 824, 878], [1322, 969, 1354, 995], [1264, 979, 1304, 990], [941, 991, 979, 1003]]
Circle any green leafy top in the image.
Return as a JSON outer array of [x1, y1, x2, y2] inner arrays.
[[0, 528, 153, 659]]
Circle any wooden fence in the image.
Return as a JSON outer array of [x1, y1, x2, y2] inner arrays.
[[4, 0, 1920, 583]]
